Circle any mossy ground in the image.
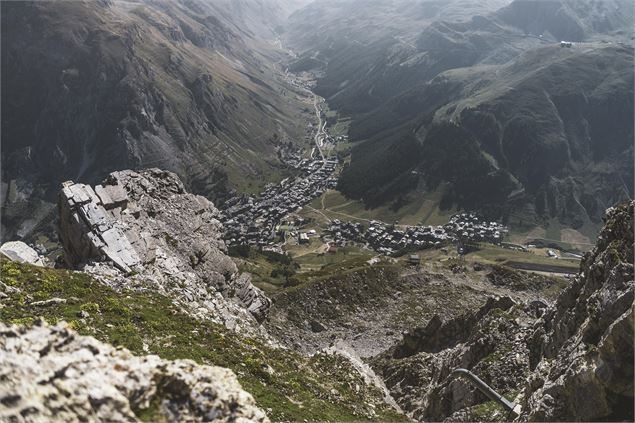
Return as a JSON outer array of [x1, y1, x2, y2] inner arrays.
[[468, 388, 522, 422], [0, 258, 406, 422]]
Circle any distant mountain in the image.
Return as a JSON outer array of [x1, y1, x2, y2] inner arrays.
[[197, 0, 311, 39], [339, 44, 634, 227], [495, 0, 634, 41], [285, 0, 634, 232], [1, 0, 307, 241], [285, 0, 512, 50]]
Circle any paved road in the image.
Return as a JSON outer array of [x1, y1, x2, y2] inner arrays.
[[312, 94, 326, 160]]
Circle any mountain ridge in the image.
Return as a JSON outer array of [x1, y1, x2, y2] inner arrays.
[[285, 0, 634, 233], [1, 0, 310, 242]]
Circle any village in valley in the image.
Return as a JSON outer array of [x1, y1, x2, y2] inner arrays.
[[221, 156, 339, 247], [218, 70, 582, 276], [218, 71, 516, 263], [319, 213, 507, 256]]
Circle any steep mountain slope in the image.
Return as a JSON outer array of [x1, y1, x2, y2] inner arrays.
[[285, 0, 634, 231], [495, 0, 634, 41], [1, 0, 308, 241], [338, 44, 634, 227]]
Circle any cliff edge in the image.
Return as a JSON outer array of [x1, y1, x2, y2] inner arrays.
[[58, 168, 270, 329]]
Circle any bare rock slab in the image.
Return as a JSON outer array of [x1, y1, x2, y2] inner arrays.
[[0, 321, 269, 422], [57, 168, 271, 330], [0, 241, 44, 266]]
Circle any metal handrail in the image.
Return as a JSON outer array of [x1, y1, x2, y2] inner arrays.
[[450, 368, 521, 417]]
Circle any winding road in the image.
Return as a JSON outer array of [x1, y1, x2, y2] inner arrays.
[[312, 94, 326, 160]]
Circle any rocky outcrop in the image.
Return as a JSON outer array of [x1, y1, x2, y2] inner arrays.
[[393, 296, 515, 358], [58, 168, 271, 327], [373, 296, 533, 421], [0, 241, 45, 266], [0, 320, 269, 422], [521, 201, 634, 421], [59, 180, 141, 273], [373, 201, 634, 422]]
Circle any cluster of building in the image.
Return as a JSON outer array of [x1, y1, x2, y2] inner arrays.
[[321, 213, 507, 255], [322, 220, 450, 255], [278, 150, 306, 169], [446, 213, 507, 243], [320, 133, 348, 151], [221, 158, 338, 246]]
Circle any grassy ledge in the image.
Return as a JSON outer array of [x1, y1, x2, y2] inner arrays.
[[0, 258, 406, 422]]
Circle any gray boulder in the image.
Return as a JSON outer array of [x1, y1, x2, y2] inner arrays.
[[0, 320, 269, 422], [0, 241, 45, 266]]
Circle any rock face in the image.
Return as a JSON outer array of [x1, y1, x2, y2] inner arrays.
[[59, 180, 141, 273], [521, 201, 634, 421], [0, 241, 44, 266], [58, 168, 271, 327], [0, 320, 269, 422], [373, 201, 634, 422], [373, 295, 533, 421]]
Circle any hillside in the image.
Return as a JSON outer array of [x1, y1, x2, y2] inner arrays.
[[338, 44, 634, 229], [495, 0, 635, 41], [1, 0, 308, 242], [0, 257, 404, 422], [285, 0, 634, 234]]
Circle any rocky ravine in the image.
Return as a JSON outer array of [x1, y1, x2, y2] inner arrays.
[[58, 168, 270, 331], [0, 320, 268, 422], [372, 201, 634, 421]]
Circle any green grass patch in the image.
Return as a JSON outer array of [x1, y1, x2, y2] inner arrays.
[[0, 258, 405, 422], [229, 246, 301, 293], [293, 246, 375, 274], [469, 388, 522, 422], [469, 245, 580, 270], [303, 187, 455, 227]]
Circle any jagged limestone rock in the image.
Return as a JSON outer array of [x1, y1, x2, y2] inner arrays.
[[521, 201, 634, 422], [0, 320, 269, 422], [0, 241, 45, 266], [372, 201, 634, 422], [373, 296, 530, 421], [57, 169, 271, 329], [393, 296, 516, 358]]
